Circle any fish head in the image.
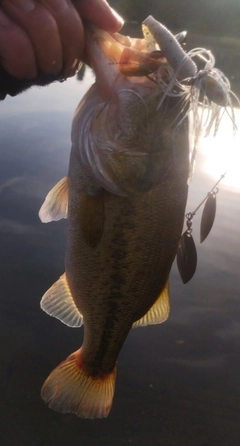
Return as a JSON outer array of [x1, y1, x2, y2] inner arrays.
[[72, 24, 190, 196]]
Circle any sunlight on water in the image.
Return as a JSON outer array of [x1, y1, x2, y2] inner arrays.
[[199, 108, 240, 190]]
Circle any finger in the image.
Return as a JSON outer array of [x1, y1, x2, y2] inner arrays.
[[40, 0, 84, 77], [0, 9, 37, 78], [73, 0, 124, 33], [1, 0, 63, 76]]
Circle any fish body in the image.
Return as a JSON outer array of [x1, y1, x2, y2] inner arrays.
[[39, 24, 189, 418]]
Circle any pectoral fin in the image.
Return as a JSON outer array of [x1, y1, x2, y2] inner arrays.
[[40, 273, 83, 328], [132, 281, 170, 328], [39, 176, 68, 223], [80, 191, 105, 248]]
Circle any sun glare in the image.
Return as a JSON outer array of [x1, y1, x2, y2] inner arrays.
[[199, 108, 240, 190]]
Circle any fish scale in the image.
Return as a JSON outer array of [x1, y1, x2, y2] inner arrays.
[[66, 175, 187, 369], [39, 22, 190, 418]]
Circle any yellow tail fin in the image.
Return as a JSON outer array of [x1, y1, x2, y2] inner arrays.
[[41, 349, 116, 419]]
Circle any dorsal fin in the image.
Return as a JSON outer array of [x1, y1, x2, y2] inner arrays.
[[40, 273, 83, 328], [132, 281, 170, 328], [39, 176, 68, 223]]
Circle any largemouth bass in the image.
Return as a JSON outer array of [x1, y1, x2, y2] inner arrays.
[[39, 21, 190, 418]]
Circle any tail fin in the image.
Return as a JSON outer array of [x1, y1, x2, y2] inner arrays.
[[41, 349, 116, 419]]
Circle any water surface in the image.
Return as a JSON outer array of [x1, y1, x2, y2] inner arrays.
[[0, 65, 240, 446]]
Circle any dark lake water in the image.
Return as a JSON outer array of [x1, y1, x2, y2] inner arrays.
[[0, 44, 240, 446]]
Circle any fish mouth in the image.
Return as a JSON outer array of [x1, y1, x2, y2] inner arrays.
[[86, 23, 167, 79]]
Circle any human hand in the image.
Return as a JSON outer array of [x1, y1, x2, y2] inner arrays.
[[0, 0, 123, 80]]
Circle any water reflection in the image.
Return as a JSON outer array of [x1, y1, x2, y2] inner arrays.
[[0, 68, 240, 445]]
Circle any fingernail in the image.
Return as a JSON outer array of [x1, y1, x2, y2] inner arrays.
[[110, 7, 124, 27], [73, 59, 83, 70], [65, 60, 83, 78]]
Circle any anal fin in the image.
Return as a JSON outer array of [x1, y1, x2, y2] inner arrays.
[[39, 176, 68, 223], [40, 273, 83, 328], [133, 281, 170, 328]]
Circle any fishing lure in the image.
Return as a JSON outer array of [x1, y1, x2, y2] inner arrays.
[[142, 16, 239, 176], [142, 16, 238, 111], [142, 17, 197, 80], [177, 172, 227, 284]]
